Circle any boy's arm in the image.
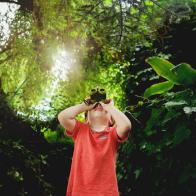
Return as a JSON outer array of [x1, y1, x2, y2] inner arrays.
[[57, 101, 96, 133], [58, 102, 87, 133], [100, 100, 132, 139], [108, 106, 132, 138]]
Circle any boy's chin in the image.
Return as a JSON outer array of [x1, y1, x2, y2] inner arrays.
[[90, 107, 102, 111]]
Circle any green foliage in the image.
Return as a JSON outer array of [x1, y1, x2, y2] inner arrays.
[[144, 57, 196, 98], [41, 126, 74, 144], [42, 128, 58, 143], [0, 0, 196, 196], [173, 124, 191, 145], [144, 81, 174, 98], [171, 63, 196, 86], [103, 0, 113, 7], [118, 87, 196, 195], [145, 57, 179, 83], [0, 139, 53, 195]]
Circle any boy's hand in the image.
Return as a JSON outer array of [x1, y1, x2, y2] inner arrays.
[[100, 99, 114, 112], [83, 96, 97, 111]]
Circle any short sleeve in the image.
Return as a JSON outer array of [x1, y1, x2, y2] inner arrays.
[[65, 119, 83, 141], [112, 126, 130, 143]]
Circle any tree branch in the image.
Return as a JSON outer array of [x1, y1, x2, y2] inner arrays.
[[0, 0, 20, 5], [116, 0, 123, 47]]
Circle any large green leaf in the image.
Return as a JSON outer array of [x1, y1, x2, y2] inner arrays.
[[146, 57, 179, 84], [171, 63, 196, 86], [144, 81, 174, 98]]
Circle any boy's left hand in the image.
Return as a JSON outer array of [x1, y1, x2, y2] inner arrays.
[[99, 99, 114, 111]]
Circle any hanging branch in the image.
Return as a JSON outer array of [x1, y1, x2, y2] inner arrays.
[[0, 0, 20, 5], [0, 27, 31, 66], [0, 0, 33, 12], [149, 0, 178, 17], [74, 0, 103, 22], [8, 77, 29, 101], [0, 55, 13, 64], [7, 55, 39, 102], [94, 0, 119, 22], [116, 0, 124, 47]]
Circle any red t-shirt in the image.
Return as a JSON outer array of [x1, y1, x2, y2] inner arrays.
[[65, 119, 130, 196]]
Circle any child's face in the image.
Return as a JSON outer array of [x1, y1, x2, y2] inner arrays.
[[87, 103, 112, 124]]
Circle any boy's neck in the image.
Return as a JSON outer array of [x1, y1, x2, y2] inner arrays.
[[89, 121, 109, 132]]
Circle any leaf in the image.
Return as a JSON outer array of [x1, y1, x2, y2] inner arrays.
[[162, 111, 181, 124], [145, 57, 179, 83], [183, 107, 196, 114], [145, 0, 154, 6], [143, 108, 162, 136], [103, 0, 112, 7], [173, 125, 191, 145], [171, 63, 196, 86], [164, 100, 188, 108], [134, 168, 142, 179], [144, 81, 174, 98]]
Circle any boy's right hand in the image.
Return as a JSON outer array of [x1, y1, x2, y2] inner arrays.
[[83, 96, 97, 111]]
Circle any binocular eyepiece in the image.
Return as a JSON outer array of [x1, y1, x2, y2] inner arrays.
[[90, 87, 106, 103], [84, 86, 110, 105]]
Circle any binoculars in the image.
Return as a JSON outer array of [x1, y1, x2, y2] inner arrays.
[[84, 86, 110, 106]]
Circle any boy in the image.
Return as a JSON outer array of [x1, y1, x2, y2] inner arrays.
[[58, 97, 132, 196]]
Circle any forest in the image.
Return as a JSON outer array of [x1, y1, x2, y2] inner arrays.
[[0, 0, 196, 195]]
